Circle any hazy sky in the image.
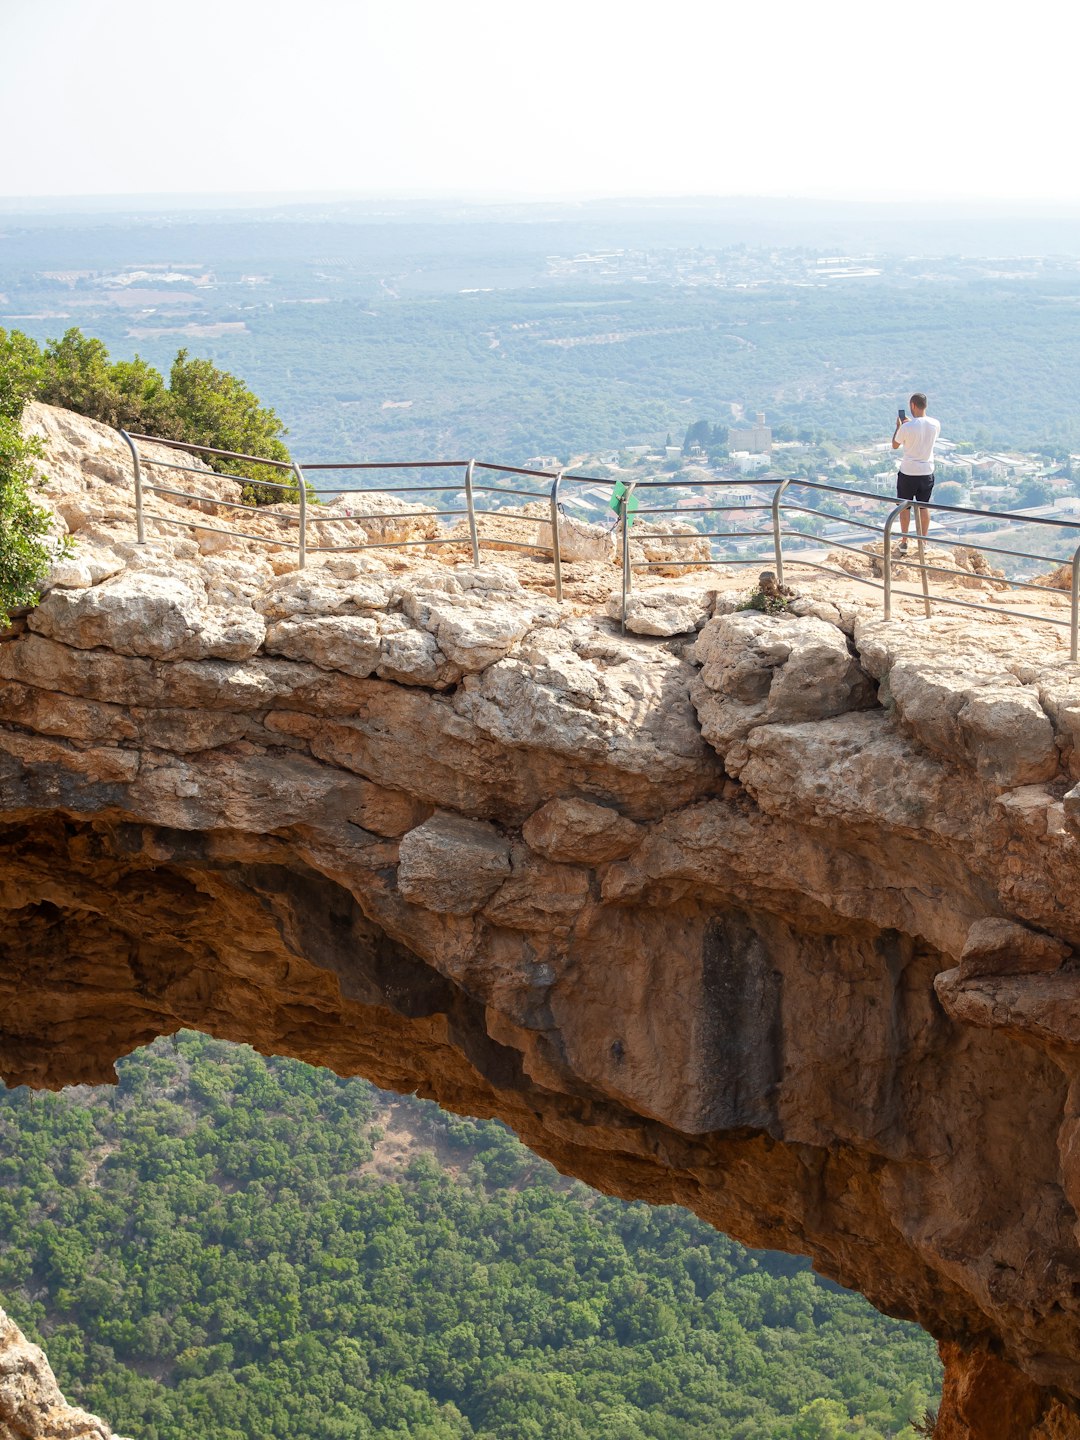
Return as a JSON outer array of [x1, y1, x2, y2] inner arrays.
[[2, 0, 1077, 205]]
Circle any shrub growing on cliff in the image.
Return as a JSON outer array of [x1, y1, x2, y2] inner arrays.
[[0, 331, 61, 625], [0, 325, 294, 505], [168, 349, 295, 504], [0, 421, 56, 623], [0, 328, 42, 418], [50, 339, 184, 441]]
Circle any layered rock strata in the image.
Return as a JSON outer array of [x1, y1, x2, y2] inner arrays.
[[5, 405, 1080, 1437]]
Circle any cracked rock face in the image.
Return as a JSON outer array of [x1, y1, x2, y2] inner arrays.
[[7, 405, 1080, 1438]]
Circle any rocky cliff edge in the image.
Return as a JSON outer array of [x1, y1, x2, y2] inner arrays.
[[5, 404, 1080, 1437]]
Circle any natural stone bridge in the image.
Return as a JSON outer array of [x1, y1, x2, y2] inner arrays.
[[5, 403, 1080, 1439]]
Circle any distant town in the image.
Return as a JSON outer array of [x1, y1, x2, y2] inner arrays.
[[551, 413, 1080, 577], [542, 246, 1080, 290]]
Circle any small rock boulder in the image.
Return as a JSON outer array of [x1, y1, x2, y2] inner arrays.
[[397, 813, 512, 914], [688, 611, 876, 760], [523, 797, 642, 864], [543, 513, 613, 565], [606, 586, 717, 637], [958, 917, 1071, 979]]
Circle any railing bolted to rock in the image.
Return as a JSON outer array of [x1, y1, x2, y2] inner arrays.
[[119, 429, 1080, 660]]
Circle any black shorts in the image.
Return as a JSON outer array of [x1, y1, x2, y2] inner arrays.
[[897, 471, 934, 503]]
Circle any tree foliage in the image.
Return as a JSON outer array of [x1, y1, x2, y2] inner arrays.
[[167, 349, 293, 502], [0, 417, 55, 624], [0, 1033, 941, 1440], [0, 329, 62, 625], [2, 327, 293, 503]]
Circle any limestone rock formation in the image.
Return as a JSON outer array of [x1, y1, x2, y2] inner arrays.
[[0, 1306, 122, 1440], [6, 404, 1080, 1438]]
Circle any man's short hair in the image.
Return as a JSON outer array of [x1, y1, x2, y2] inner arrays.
[[910, 392, 927, 411]]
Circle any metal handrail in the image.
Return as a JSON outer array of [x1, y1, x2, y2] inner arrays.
[[125, 453, 299, 492], [119, 430, 1080, 657], [300, 460, 470, 470], [619, 480, 1080, 654], [125, 433, 300, 472], [139, 483, 298, 517], [771, 479, 791, 584], [550, 469, 566, 603], [121, 429, 310, 565]]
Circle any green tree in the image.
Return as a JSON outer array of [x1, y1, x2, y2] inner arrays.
[[793, 1398, 849, 1440], [168, 350, 293, 503], [0, 328, 43, 418], [109, 356, 182, 438], [12, 326, 294, 506], [682, 420, 712, 455], [1013, 475, 1053, 509], [0, 329, 65, 626], [0, 415, 58, 624], [934, 480, 966, 506], [38, 330, 121, 424]]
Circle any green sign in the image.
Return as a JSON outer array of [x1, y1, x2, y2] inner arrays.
[[609, 480, 639, 525]]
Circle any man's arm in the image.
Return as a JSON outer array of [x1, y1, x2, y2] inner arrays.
[[891, 418, 905, 451]]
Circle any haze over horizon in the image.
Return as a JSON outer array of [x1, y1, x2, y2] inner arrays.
[[3, 0, 1078, 208]]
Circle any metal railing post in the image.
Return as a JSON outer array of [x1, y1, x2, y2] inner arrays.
[[464, 459, 480, 569], [1071, 540, 1080, 663], [914, 504, 932, 618], [882, 502, 910, 621], [620, 492, 630, 632], [549, 468, 565, 603], [293, 462, 308, 570], [119, 429, 145, 544], [619, 483, 636, 632], [771, 478, 791, 587]]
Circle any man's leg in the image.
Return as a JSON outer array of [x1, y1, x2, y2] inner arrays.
[[896, 477, 912, 550], [897, 478, 911, 544], [916, 479, 934, 537]]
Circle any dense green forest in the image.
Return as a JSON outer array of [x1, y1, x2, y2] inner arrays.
[[0, 1034, 940, 1440]]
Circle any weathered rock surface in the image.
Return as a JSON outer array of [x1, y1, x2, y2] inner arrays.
[[8, 405, 1080, 1438], [606, 583, 721, 636], [0, 1306, 122, 1440], [689, 610, 877, 761]]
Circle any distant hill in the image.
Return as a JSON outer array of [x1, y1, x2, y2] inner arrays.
[[3, 207, 1080, 463]]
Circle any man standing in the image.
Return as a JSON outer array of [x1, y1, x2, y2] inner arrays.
[[891, 393, 940, 551]]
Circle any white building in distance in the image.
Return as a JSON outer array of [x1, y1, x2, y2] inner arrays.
[[731, 451, 771, 474], [728, 413, 772, 455]]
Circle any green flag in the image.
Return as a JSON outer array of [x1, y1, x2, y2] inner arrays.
[[609, 479, 639, 524]]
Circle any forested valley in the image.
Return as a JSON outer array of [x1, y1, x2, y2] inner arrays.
[[0, 1034, 941, 1440]]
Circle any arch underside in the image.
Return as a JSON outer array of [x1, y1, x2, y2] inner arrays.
[[4, 810, 1078, 1439]]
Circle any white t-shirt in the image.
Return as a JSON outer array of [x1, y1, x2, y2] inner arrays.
[[897, 416, 940, 476]]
